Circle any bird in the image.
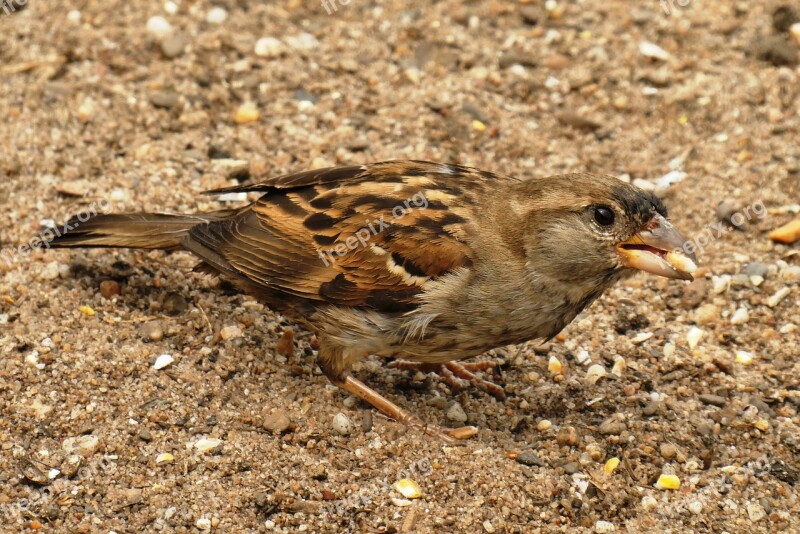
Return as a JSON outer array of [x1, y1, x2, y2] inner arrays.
[[44, 160, 697, 443]]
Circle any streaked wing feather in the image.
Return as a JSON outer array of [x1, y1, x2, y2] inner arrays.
[[187, 161, 500, 312]]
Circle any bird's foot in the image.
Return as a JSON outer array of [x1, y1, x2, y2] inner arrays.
[[389, 360, 506, 401], [333, 375, 477, 444]]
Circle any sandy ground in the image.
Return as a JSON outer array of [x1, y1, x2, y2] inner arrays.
[[1, 1, 799, 532]]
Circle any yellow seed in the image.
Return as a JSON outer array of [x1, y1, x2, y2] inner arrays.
[[448, 426, 478, 440], [156, 453, 174, 465], [472, 120, 486, 132], [768, 219, 800, 244], [666, 251, 697, 277], [678, 115, 688, 125], [548, 356, 562, 375], [79, 306, 95, 316], [654, 474, 680, 490], [234, 102, 260, 124], [735, 351, 754, 365], [604, 457, 620, 475], [393, 479, 422, 499]]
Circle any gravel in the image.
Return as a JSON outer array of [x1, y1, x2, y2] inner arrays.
[[1, 1, 799, 532]]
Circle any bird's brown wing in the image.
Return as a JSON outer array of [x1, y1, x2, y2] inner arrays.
[[184, 161, 504, 312]]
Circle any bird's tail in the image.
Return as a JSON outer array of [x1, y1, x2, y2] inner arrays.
[[45, 210, 235, 251]]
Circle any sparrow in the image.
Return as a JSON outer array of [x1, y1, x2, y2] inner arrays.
[[45, 160, 697, 443]]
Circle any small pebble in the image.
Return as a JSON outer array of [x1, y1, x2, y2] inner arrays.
[[445, 401, 468, 423], [254, 37, 285, 58], [193, 437, 222, 453], [766, 287, 791, 307], [699, 394, 727, 407], [747, 501, 766, 522], [206, 6, 228, 24], [730, 307, 750, 325], [146, 16, 173, 40], [611, 356, 626, 377], [516, 451, 545, 466], [62, 435, 100, 456], [693, 304, 718, 325], [688, 501, 704, 514], [99, 280, 120, 299], [263, 410, 292, 434], [743, 262, 769, 278], [660, 443, 677, 460], [556, 426, 579, 446], [332, 413, 353, 436], [220, 325, 243, 340], [149, 90, 179, 109], [285, 32, 319, 51], [536, 420, 552, 431], [585, 364, 607, 384], [735, 350, 753, 365], [196, 517, 212, 531], [160, 33, 188, 58], [141, 321, 164, 341], [594, 520, 616, 533], [687, 327, 704, 349], [641, 495, 658, 511], [163, 293, 188, 315], [548, 355, 562, 374], [153, 354, 174, 370]]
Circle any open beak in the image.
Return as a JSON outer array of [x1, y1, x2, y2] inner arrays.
[[616, 214, 698, 281]]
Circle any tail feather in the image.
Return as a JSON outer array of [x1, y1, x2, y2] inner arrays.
[[45, 210, 236, 250]]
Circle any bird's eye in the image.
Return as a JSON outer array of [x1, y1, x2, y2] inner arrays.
[[593, 206, 615, 226]]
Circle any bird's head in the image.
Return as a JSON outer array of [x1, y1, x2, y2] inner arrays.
[[518, 173, 697, 290]]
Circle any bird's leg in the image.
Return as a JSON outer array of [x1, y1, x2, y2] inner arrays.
[[389, 360, 506, 401], [317, 342, 476, 443]]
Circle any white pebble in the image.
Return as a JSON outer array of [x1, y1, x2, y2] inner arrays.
[[641, 495, 658, 511], [656, 170, 687, 189], [747, 501, 766, 522], [766, 287, 791, 308], [206, 6, 228, 24], [192, 437, 222, 453], [595, 520, 616, 533], [585, 364, 607, 384], [219, 325, 243, 340], [611, 356, 626, 377], [285, 32, 319, 51], [146, 16, 173, 40], [780, 323, 797, 334], [153, 354, 174, 370], [575, 350, 591, 365], [639, 41, 670, 61], [332, 413, 353, 436], [40, 261, 61, 280], [735, 350, 754, 365], [712, 275, 730, 295], [196, 517, 212, 530], [688, 500, 704, 514], [67, 10, 81, 23], [687, 327, 704, 349], [164, 1, 179, 15], [663, 342, 675, 359], [254, 37, 285, 58], [730, 307, 749, 325], [62, 435, 100, 456]]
